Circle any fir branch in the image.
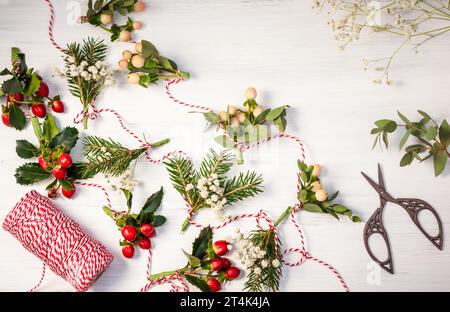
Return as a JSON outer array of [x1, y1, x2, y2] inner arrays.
[[81, 136, 146, 177], [82, 37, 107, 65], [197, 148, 233, 180], [223, 171, 263, 204]]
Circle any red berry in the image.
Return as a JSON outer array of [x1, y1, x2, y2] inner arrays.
[[225, 267, 240, 280], [51, 99, 64, 113], [221, 258, 231, 269], [138, 237, 152, 249], [8, 93, 24, 103], [207, 278, 221, 292], [140, 223, 155, 238], [210, 258, 224, 271], [121, 225, 138, 242], [213, 240, 229, 256], [52, 167, 67, 180], [38, 155, 49, 170], [31, 103, 46, 118], [61, 185, 76, 198], [58, 153, 72, 168], [36, 81, 49, 97], [122, 245, 134, 258], [2, 113, 10, 127]]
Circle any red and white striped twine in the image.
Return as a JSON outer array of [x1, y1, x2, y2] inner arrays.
[[45, 0, 65, 52], [2, 190, 114, 292]]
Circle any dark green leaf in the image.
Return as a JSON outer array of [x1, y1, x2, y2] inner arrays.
[[332, 204, 348, 213], [58, 179, 74, 191], [273, 116, 287, 132], [439, 119, 450, 148], [141, 40, 159, 59], [51, 127, 79, 151], [1, 77, 23, 94], [397, 111, 410, 125], [142, 187, 164, 213], [184, 274, 210, 292], [399, 130, 411, 149], [352, 216, 361, 222], [22, 74, 41, 96], [15, 163, 51, 185], [16, 140, 39, 159], [425, 127, 438, 141], [433, 150, 447, 176], [45, 179, 58, 190], [125, 215, 137, 226], [9, 105, 26, 130], [191, 227, 213, 259], [152, 215, 166, 227], [42, 114, 60, 144], [400, 152, 413, 167]]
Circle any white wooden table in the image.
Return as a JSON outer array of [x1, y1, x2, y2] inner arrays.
[[0, 0, 449, 292]]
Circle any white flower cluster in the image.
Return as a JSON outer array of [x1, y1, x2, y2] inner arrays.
[[232, 229, 280, 275], [107, 169, 138, 192], [185, 173, 228, 221], [56, 55, 114, 86]]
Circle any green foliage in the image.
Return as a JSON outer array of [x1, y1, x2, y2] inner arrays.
[[371, 110, 450, 176], [191, 227, 213, 259], [16, 140, 39, 159], [15, 163, 51, 185], [243, 229, 283, 292]]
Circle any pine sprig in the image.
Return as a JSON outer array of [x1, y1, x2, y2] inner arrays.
[[243, 229, 283, 292], [223, 171, 263, 204], [81, 136, 146, 177], [197, 148, 233, 181], [164, 154, 195, 197]]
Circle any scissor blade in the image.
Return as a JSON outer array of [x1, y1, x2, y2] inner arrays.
[[361, 172, 382, 193], [377, 164, 385, 190]]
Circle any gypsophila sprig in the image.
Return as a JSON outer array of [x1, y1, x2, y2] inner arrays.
[[371, 110, 450, 176], [164, 149, 264, 232], [233, 228, 282, 292], [200, 87, 289, 164], [55, 37, 113, 129], [78, 135, 169, 178], [296, 161, 360, 222], [148, 227, 242, 292], [81, 0, 145, 42], [313, 0, 450, 84]]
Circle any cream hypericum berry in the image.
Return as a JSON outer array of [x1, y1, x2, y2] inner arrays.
[[128, 73, 140, 84], [135, 42, 143, 53], [119, 30, 131, 42], [100, 13, 113, 25], [310, 181, 322, 192], [131, 54, 145, 68], [312, 164, 321, 177], [315, 189, 328, 202], [134, 0, 145, 12], [122, 50, 132, 60], [227, 105, 238, 115], [252, 105, 264, 117], [118, 59, 128, 70], [245, 87, 257, 100], [133, 21, 143, 30], [218, 111, 228, 122]]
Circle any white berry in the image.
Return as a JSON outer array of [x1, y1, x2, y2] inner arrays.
[[245, 87, 257, 100], [131, 54, 145, 68]]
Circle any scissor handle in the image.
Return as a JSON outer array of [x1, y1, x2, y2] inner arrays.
[[363, 207, 394, 274], [396, 198, 444, 250]]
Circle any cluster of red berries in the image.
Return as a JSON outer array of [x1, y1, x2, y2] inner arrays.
[[120, 223, 156, 258], [40, 152, 74, 198], [207, 240, 241, 292], [2, 81, 65, 127]]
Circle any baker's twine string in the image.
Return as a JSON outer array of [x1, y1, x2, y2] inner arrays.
[[45, 0, 349, 292], [2, 191, 113, 292]]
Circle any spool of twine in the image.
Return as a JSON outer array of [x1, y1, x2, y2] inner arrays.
[[2, 190, 113, 292]]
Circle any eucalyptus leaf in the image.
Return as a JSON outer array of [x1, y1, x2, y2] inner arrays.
[[400, 152, 413, 167], [433, 150, 447, 176], [439, 119, 450, 148], [303, 203, 323, 213]]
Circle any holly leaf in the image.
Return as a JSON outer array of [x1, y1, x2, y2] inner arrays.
[[51, 127, 79, 151], [152, 215, 167, 227], [433, 150, 447, 176], [16, 140, 39, 159], [9, 105, 26, 130], [22, 74, 41, 96], [141, 187, 163, 213], [191, 226, 213, 259], [42, 114, 60, 144], [184, 274, 210, 292], [1, 77, 23, 95], [15, 163, 51, 185], [58, 179, 74, 191]]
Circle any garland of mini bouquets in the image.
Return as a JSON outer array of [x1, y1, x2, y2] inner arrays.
[[0, 0, 362, 292]]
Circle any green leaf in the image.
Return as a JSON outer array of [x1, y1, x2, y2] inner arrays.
[[141, 40, 159, 59], [399, 130, 411, 149], [31, 117, 44, 141], [9, 105, 26, 130], [371, 128, 381, 134], [439, 119, 450, 148], [202, 112, 219, 125], [16, 140, 39, 159], [328, 191, 339, 201], [42, 114, 60, 144], [273, 116, 287, 132], [425, 127, 438, 141], [397, 111, 410, 125], [58, 179, 74, 191], [142, 187, 164, 213], [121, 188, 133, 210], [158, 56, 177, 71], [400, 152, 413, 167], [254, 108, 272, 124], [183, 250, 201, 268], [433, 150, 447, 176], [1, 77, 23, 94], [45, 179, 58, 190], [214, 135, 235, 148], [352, 216, 361, 223], [375, 119, 397, 132], [265, 106, 287, 121], [298, 189, 308, 203], [405, 144, 426, 153], [184, 274, 210, 292], [191, 227, 213, 259], [51, 127, 79, 151], [303, 203, 323, 213], [417, 110, 432, 121], [332, 204, 348, 213], [15, 163, 51, 185], [22, 74, 41, 96], [103, 205, 114, 218], [94, 0, 104, 10], [152, 215, 166, 227]]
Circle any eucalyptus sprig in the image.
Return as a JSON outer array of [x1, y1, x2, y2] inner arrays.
[[76, 135, 169, 178], [371, 110, 450, 176], [148, 227, 241, 292], [81, 0, 144, 42], [296, 161, 360, 222], [119, 40, 190, 87], [164, 149, 263, 232], [56, 37, 113, 129], [200, 87, 289, 164]]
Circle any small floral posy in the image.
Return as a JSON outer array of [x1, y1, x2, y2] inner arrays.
[[118, 40, 190, 87], [201, 87, 289, 164], [80, 0, 145, 42], [76, 135, 169, 178], [1, 48, 65, 130], [296, 161, 360, 222], [148, 227, 241, 292], [103, 187, 167, 258], [14, 114, 83, 198], [55, 37, 114, 129], [371, 110, 450, 176], [164, 149, 263, 232]]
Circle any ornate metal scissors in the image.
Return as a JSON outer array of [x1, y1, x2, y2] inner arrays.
[[361, 164, 443, 274]]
